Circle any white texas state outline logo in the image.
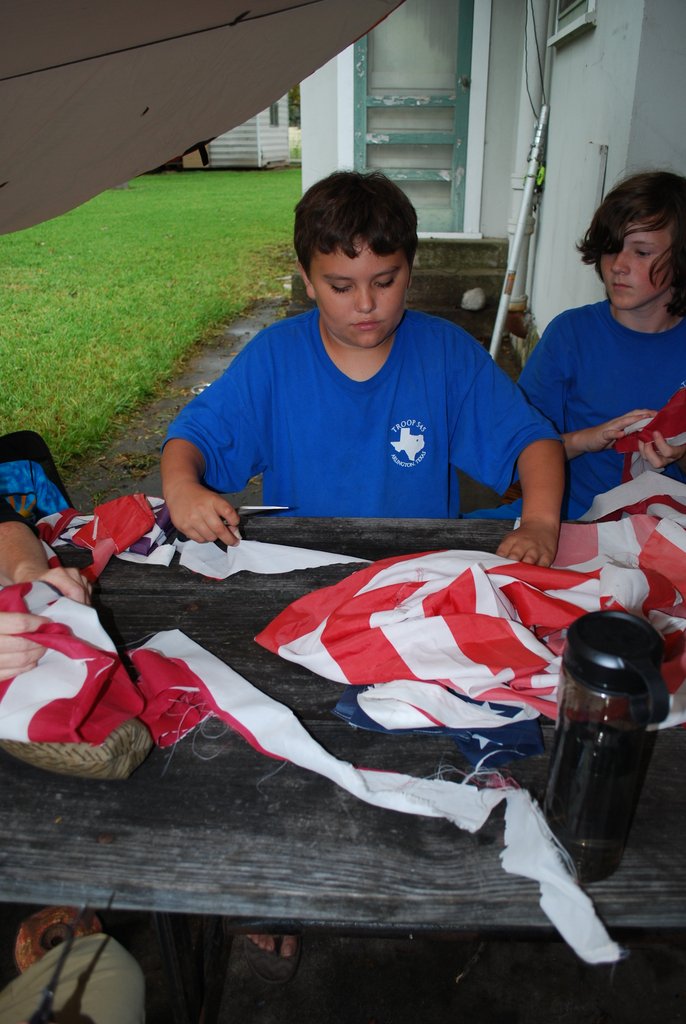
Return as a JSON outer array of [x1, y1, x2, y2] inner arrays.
[[390, 418, 427, 467]]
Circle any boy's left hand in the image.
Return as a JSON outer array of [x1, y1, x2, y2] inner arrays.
[[638, 430, 686, 472], [496, 519, 560, 567]]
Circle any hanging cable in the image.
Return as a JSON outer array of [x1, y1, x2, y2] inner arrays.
[[524, 0, 547, 114]]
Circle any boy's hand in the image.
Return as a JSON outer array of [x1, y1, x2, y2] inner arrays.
[[638, 430, 686, 472], [563, 409, 656, 459], [496, 519, 560, 567], [166, 481, 241, 547]]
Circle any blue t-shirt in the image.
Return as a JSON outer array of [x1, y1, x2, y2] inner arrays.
[[519, 300, 686, 519], [166, 308, 558, 518]]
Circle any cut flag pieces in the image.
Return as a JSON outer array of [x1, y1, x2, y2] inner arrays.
[[38, 495, 176, 579], [129, 628, 623, 965]]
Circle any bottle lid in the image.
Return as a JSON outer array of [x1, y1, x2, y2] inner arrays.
[[562, 611, 669, 723]]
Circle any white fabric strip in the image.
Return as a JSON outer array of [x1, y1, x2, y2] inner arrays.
[[135, 629, 623, 965], [177, 537, 366, 579]]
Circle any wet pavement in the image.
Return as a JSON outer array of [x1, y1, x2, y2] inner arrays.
[[4, 299, 686, 1023]]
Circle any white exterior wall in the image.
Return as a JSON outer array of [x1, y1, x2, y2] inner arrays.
[[207, 96, 289, 168], [479, 0, 524, 239], [299, 0, 686, 336], [530, 0, 686, 333], [300, 51, 352, 190], [627, 0, 686, 173]]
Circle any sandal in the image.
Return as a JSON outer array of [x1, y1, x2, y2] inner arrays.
[[242, 934, 301, 984]]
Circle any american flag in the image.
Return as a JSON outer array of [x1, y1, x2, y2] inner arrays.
[[257, 515, 686, 730]]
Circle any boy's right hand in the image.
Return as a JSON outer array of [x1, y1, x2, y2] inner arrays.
[[165, 482, 241, 548], [563, 409, 656, 459]]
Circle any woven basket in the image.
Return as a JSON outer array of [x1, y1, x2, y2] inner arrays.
[[0, 718, 153, 780]]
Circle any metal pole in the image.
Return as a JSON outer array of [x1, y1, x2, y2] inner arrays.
[[489, 103, 549, 360]]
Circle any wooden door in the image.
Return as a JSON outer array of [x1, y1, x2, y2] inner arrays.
[[354, 0, 474, 232]]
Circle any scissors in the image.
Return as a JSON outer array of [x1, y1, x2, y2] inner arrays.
[[220, 505, 292, 546], [171, 505, 292, 549], [28, 907, 89, 1024]]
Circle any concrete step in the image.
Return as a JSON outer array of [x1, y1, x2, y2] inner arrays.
[[408, 267, 504, 306], [290, 237, 508, 321], [289, 237, 509, 348], [414, 237, 508, 272]]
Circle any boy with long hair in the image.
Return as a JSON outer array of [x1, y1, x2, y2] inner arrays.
[[520, 170, 686, 519]]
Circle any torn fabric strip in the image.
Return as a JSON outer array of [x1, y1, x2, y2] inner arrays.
[[130, 628, 623, 965]]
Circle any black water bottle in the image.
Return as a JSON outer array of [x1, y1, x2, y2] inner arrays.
[[544, 610, 670, 883]]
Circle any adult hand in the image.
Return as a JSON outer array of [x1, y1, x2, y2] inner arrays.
[[496, 518, 560, 567], [0, 611, 49, 681], [638, 430, 686, 471], [165, 481, 241, 547], [563, 409, 656, 459]]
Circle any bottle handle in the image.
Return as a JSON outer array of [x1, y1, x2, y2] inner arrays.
[[626, 658, 670, 725]]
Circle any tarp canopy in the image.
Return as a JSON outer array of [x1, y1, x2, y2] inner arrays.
[[1, 0, 402, 235]]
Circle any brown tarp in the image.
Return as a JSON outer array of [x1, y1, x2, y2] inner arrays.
[[1, 0, 402, 234]]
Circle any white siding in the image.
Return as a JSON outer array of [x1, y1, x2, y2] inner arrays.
[[530, 0, 686, 332], [299, 0, 686, 334], [301, 54, 347, 190], [206, 96, 290, 168]]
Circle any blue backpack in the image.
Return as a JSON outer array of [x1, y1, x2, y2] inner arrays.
[[0, 431, 71, 525]]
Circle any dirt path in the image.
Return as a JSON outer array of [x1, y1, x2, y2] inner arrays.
[[67, 298, 286, 511]]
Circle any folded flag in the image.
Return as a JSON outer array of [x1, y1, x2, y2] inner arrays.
[[333, 684, 544, 767]]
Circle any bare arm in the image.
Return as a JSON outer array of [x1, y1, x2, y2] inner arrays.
[[562, 409, 656, 460], [161, 438, 241, 547], [496, 439, 565, 566], [0, 520, 90, 602]]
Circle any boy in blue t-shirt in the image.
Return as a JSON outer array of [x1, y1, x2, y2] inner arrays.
[[519, 170, 686, 519], [162, 171, 564, 565]]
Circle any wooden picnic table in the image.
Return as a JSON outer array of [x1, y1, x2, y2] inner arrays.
[[0, 518, 684, 1019]]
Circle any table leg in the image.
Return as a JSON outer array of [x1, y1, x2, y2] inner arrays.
[[152, 912, 203, 1024], [152, 912, 231, 1024]]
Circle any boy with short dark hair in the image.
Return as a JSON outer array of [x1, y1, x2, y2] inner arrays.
[[162, 170, 564, 565], [519, 169, 686, 520]]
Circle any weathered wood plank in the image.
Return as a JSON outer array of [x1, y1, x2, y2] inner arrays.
[[1, 519, 684, 934]]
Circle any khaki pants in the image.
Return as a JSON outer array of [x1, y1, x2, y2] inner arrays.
[[0, 933, 145, 1024]]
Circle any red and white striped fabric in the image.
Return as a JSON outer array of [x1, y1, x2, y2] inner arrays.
[[580, 473, 686, 526], [0, 582, 143, 743], [614, 386, 686, 481], [257, 517, 686, 729], [37, 494, 175, 580]]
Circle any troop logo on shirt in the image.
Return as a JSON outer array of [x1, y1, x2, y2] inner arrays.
[[390, 418, 427, 467]]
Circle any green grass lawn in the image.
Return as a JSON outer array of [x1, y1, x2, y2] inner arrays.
[[0, 168, 301, 466]]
